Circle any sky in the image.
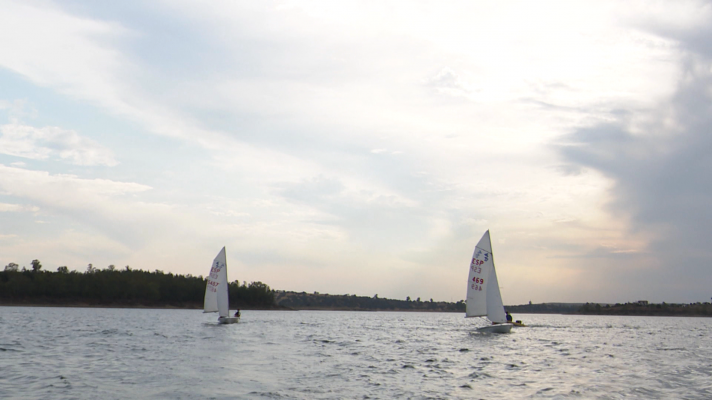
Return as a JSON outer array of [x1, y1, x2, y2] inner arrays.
[[1, 0, 711, 304]]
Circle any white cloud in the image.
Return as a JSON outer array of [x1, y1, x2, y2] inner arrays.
[[0, 164, 199, 260], [0, 123, 118, 166], [0, 99, 38, 120], [0, 203, 39, 213], [0, 2, 129, 102], [0, 1, 209, 146], [426, 68, 472, 97], [0, 1, 708, 303], [0, 164, 149, 203]]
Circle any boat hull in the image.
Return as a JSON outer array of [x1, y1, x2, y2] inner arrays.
[[512, 321, 526, 327], [217, 317, 240, 324], [477, 323, 513, 334]]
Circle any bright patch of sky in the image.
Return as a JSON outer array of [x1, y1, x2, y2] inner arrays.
[[1, 0, 711, 304]]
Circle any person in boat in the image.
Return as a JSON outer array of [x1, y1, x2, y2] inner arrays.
[[234, 309, 241, 318], [505, 311, 513, 323]]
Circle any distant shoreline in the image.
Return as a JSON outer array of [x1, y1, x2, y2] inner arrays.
[[0, 301, 453, 312], [2, 302, 710, 317]]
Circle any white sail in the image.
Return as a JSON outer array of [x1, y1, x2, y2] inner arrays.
[[486, 258, 507, 323], [204, 247, 230, 318], [465, 230, 507, 323]]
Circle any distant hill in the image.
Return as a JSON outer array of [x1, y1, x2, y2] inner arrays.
[[275, 294, 712, 317], [275, 291, 582, 314], [505, 302, 584, 314], [577, 301, 712, 317], [4, 264, 709, 317], [275, 291, 466, 312], [275, 292, 591, 314]]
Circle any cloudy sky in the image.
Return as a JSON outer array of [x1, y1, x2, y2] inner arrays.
[[1, 0, 711, 304]]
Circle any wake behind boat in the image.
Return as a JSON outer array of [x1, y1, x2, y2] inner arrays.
[[466, 230, 513, 333], [204, 247, 240, 324]]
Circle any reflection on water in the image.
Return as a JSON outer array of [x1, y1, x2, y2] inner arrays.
[[0, 307, 710, 399]]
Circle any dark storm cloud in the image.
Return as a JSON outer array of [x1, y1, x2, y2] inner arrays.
[[556, 24, 712, 301]]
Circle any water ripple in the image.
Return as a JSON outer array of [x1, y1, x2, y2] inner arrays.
[[0, 308, 710, 399]]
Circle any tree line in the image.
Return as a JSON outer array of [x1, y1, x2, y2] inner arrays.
[[1, 260, 275, 309], [505, 302, 583, 314], [275, 290, 466, 312], [578, 301, 712, 316]]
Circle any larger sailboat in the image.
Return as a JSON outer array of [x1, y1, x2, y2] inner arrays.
[[204, 247, 240, 324], [466, 230, 512, 333]]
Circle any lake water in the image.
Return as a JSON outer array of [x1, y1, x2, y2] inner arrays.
[[0, 307, 710, 399]]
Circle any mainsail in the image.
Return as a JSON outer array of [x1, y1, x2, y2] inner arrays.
[[204, 247, 230, 318], [465, 230, 507, 323]]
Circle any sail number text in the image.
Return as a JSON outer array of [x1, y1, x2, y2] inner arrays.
[[210, 262, 223, 273], [471, 276, 484, 291], [207, 279, 220, 293], [209, 262, 224, 281], [470, 248, 490, 274], [470, 247, 489, 291]]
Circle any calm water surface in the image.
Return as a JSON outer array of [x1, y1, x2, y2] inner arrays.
[[0, 307, 710, 399]]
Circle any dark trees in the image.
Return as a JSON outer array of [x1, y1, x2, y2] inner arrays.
[[0, 266, 275, 308]]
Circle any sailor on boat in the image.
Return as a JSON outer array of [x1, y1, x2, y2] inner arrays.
[[506, 311, 513, 322]]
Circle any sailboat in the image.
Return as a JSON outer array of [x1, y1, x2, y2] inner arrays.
[[204, 247, 240, 324], [466, 230, 512, 333]]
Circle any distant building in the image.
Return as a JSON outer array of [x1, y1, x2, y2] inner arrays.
[[637, 300, 649, 305]]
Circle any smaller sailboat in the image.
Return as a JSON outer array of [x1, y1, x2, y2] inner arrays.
[[204, 247, 240, 324], [466, 230, 512, 333]]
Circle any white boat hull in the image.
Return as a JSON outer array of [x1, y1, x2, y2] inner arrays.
[[477, 323, 513, 334], [217, 316, 240, 324]]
